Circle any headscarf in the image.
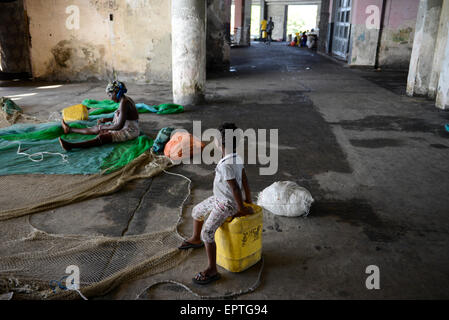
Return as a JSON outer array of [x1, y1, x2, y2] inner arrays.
[[106, 80, 127, 100]]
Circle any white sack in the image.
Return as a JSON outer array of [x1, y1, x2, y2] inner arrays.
[[257, 181, 314, 217]]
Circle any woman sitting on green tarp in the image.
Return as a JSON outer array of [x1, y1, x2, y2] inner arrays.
[[59, 81, 140, 151]]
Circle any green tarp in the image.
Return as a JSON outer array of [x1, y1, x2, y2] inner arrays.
[[0, 121, 153, 175]]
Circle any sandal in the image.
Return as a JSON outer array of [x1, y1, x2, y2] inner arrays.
[[192, 272, 221, 285], [178, 241, 204, 250]]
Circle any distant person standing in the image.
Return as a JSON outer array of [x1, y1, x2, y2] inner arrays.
[[266, 17, 274, 45]]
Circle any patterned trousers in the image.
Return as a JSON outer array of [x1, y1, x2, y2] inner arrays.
[[192, 196, 237, 243]]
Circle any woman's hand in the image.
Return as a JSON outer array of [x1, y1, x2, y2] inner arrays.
[[97, 119, 105, 125]]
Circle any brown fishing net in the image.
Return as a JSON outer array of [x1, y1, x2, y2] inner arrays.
[[0, 151, 170, 221], [0, 151, 193, 299], [0, 97, 42, 128]]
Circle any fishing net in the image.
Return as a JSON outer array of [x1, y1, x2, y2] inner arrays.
[[0, 99, 191, 300], [0, 150, 193, 299], [0, 97, 42, 128], [0, 121, 154, 176]]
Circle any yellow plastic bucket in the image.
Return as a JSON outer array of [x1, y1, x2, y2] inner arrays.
[[215, 203, 263, 273], [62, 104, 89, 122]]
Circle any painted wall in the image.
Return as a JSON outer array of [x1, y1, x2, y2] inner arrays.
[[24, 0, 172, 82], [349, 0, 384, 66], [377, 0, 419, 69], [348, 0, 419, 68]]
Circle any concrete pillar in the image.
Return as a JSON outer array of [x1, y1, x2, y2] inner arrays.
[[435, 4, 449, 110], [429, 0, 449, 99], [172, 0, 206, 105], [207, 0, 231, 72], [316, 3, 322, 30], [318, 0, 331, 53], [407, 0, 443, 97], [260, 0, 267, 21], [267, 4, 287, 41], [348, 0, 385, 66], [242, 0, 252, 45], [234, 0, 244, 44], [233, 0, 251, 46]]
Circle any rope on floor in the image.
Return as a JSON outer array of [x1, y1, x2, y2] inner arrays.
[[135, 256, 264, 300], [15, 142, 68, 163], [135, 168, 265, 300]]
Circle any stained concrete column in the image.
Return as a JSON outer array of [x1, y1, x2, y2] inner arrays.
[[316, 3, 322, 30], [172, 0, 206, 105], [242, 0, 252, 45], [435, 2, 449, 110], [429, 0, 449, 100], [349, 0, 384, 66], [260, 0, 267, 21], [406, 0, 443, 97], [234, 0, 244, 44], [318, 0, 331, 53]]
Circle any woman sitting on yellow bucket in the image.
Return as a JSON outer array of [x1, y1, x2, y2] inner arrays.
[[178, 123, 254, 285], [59, 81, 140, 150]]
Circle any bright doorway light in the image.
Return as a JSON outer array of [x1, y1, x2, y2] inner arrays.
[[251, 4, 260, 39], [287, 5, 318, 38]]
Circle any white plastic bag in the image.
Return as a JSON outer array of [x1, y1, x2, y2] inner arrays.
[[257, 181, 314, 217]]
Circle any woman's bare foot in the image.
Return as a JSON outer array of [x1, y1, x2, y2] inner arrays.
[[61, 120, 70, 134], [59, 137, 72, 151]]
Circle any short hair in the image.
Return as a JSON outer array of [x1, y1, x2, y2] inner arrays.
[[218, 122, 238, 152]]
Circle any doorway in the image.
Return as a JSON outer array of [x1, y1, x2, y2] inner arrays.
[[0, 0, 32, 79], [331, 0, 352, 60]]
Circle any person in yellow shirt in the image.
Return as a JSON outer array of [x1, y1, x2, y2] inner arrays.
[[260, 19, 267, 42]]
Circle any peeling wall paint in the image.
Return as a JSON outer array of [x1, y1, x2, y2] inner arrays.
[[24, 0, 171, 82], [348, 0, 419, 69], [377, 0, 419, 69], [349, 0, 382, 66]]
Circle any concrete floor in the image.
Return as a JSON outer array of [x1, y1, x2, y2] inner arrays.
[[1, 42, 449, 299]]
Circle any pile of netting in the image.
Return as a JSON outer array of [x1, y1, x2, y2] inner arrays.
[[0, 97, 42, 128], [0, 110, 191, 299], [0, 151, 193, 299], [0, 98, 195, 299]]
